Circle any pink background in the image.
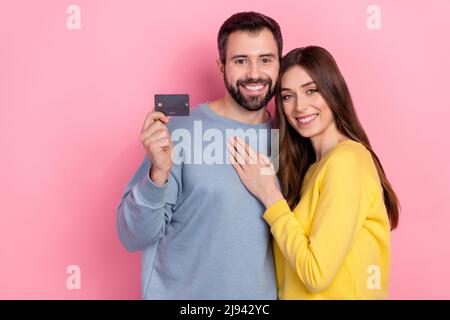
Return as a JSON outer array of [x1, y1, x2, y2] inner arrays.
[[1, 0, 449, 299]]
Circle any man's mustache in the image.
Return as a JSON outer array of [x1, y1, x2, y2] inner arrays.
[[236, 78, 272, 87]]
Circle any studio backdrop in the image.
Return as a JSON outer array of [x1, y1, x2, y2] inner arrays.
[[1, 0, 449, 299]]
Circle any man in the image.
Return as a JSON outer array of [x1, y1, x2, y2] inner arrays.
[[117, 12, 283, 299]]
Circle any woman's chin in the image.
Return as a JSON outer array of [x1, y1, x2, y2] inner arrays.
[[293, 125, 317, 139]]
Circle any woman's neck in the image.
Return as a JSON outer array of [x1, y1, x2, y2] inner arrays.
[[310, 124, 350, 162]]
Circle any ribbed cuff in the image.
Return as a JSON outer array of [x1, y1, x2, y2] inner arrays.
[[263, 199, 292, 226], [136, 170, 168, 207]]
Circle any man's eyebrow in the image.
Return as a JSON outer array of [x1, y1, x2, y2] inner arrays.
[[230, 55, 248, 60], [259, 53, 276, 58], [230, 53, 277, 60]]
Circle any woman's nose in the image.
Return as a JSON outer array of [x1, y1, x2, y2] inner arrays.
[[295, 100, 309, 112]]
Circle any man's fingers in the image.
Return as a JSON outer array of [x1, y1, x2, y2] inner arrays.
[[140, 121, 169, 142], [141, 111, 170, 133], [142, 129, 170, 146], [142, 136, 172, 154], [154, 136, 171, 149]]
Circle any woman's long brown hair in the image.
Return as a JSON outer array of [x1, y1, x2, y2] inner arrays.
[[275, 46, 400, 230]]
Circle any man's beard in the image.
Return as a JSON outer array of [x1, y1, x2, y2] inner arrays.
[[224, 71, 274, 112]]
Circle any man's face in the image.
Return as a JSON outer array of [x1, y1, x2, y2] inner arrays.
[[222, 28, 280, 111]]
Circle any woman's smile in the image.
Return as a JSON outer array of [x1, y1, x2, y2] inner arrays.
[[295, 113, 319, 126]]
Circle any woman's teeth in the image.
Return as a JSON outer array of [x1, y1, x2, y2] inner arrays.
[[297, 113, 319, 125]]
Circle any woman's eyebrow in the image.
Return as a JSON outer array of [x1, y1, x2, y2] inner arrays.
[[281, 81, 316, 92], [301, 81, 315, 88]]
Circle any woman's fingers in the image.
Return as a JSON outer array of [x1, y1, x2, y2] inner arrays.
[[226, 142, 245, 168], [230, 137, 247, 164], [258, 152, 271, 165], [234, 136, 258, 161], [228, 136, 273, 174], [226, 143, 245, 176], [226, 143, 237, 164], [230, 136, 258, 165]]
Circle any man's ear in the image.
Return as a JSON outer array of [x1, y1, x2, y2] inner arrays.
[[216, 58, 225, 75]]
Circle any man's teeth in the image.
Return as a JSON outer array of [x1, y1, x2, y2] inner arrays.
[[244, 84, 264, 91], [298, 113, 318, 124]]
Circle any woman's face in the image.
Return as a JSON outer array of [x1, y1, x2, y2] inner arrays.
[[280, 66, 335, 139]]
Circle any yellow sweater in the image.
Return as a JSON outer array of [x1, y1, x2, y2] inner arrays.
[[264, 140, 391, 299]]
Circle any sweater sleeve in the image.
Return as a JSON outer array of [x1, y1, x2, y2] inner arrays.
[[263, 149, 371, 293], [116, 155, 181, 252]]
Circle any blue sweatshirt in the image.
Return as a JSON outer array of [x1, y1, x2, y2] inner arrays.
[[116, 103, 277, 299]]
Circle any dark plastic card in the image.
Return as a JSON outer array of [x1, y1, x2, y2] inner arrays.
[[154, 94, 190, 116]]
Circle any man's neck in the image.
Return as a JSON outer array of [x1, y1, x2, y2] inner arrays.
[[208, 95, 270, 125]]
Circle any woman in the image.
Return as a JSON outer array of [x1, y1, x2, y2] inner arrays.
[[227, 46, 400, 299]]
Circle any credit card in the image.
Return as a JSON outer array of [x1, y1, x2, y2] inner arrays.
[[154, 94, 190, 116]]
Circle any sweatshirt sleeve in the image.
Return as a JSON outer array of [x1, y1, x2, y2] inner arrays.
[[116, 155, 181, 252], [263, 149, 371, 293]]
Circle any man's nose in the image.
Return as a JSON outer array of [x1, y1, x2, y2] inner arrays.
[[246, 61, 261, 80]]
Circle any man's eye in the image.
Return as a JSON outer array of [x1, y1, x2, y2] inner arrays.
[[306, 88, 318, 95], [235, 59, 246, 64], [261, 58, 272, 64]]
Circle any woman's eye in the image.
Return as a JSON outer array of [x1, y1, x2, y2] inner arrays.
[[282, 95, 292, 101], [306, 88, 318, 95]]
